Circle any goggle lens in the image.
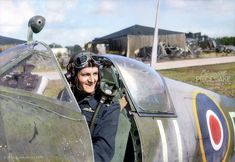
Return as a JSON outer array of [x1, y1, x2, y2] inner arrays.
[[75, 55, 88, 66], [73, 53, 102, 69]]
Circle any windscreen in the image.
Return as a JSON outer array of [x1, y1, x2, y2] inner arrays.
[[0, 43, 92, 161], [0, 42, 75, 109]]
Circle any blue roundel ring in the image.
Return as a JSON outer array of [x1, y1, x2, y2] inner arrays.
[[193, 91, 230, 162]]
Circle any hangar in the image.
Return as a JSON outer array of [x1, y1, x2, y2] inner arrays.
[[92, 25, 186, 58], [0, 35, 25, 52]]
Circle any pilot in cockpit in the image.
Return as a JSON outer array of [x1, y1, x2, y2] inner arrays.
[[64, 52, 120, 162]]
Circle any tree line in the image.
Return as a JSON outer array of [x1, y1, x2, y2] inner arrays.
[[216, 37, 235, 46]]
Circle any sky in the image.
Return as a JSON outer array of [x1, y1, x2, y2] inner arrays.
[[0, 0, 235, 47]]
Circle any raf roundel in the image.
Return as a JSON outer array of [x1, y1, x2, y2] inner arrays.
[[193, 92, 230, 162], [206, 110, 223, 151]]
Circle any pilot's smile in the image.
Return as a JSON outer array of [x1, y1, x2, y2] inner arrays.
[[77, 67, 99, 94]]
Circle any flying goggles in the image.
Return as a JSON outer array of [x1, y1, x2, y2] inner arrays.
[[73, 52, 102, 69]]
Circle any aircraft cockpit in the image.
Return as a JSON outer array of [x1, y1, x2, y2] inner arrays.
[[0, 34, 177, 162]]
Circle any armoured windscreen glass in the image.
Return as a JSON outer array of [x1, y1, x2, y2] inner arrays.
[[0, 42, 78, 110], [0, 42, 93, 161]]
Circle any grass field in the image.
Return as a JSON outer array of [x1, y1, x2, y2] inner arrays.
[[158, 63, 235, 98]]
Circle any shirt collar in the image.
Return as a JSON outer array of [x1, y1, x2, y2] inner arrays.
[[78, 94, 99, 109]]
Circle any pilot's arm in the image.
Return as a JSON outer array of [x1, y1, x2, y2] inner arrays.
[[92, 101, 120, 162]]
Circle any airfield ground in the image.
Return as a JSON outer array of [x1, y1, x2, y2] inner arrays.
[[154, 55, 235, 70], [158, 62, 235, 98]]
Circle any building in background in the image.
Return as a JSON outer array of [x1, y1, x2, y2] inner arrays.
[[0, 36, 26, 52], [92, 25, 186, 58]]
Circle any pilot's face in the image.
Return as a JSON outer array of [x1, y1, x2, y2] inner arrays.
[[76, 67, 99, 94]]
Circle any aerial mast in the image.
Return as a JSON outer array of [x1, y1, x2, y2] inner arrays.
[[151, 0, 160, 67]]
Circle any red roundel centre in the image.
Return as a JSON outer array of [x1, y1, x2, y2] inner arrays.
[[209, 115, 221, 145]]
